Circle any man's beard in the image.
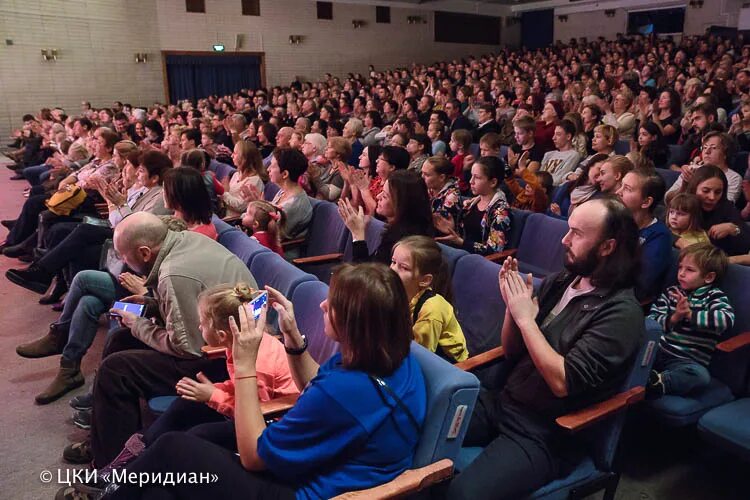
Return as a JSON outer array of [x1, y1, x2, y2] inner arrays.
[[564, 244, 600, 277]]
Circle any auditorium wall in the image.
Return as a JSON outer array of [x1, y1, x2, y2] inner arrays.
[[0, 0, 507, 139]]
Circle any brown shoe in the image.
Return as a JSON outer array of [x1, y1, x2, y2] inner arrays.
[[16, 323, 68, 358], [35, 358, 84, 405]]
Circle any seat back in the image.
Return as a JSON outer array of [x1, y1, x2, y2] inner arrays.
[[586, 318, 661, 471], [500, 145, 509, 162], [469, 143, 480, 158], [212, 162, 236, 182], [667, 144, 689, 167], [614, 140, 630, 155], [516, 213, 569, 278], [656, 168, 680, 191], [507, 208, 533, 249], [305, 200, 350, 257], [437, 243, 469, 277], [250, 251, 316, 298], [711, 264, 750, 393], [212, 215, 238, 241], [452, 255, 503, 360], [343, 217, 386, 261], [733, 150, 749, 179], [220, 230, 271, 268], [410, 342, 480, 467], [291, 280, 338, 364], [263, 182, 281, 201]]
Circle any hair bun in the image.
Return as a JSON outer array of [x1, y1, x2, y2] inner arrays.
[[232, 283, 255, 303]]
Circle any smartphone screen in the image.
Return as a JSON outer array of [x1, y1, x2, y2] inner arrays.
[[111, 301, 145, 317], [248, 291, 268, 320]]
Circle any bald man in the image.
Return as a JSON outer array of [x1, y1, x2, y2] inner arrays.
[[63, 212, 257, 467], [448, 199, 644, 499]]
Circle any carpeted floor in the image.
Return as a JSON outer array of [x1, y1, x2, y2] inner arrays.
[[0, 154, 104, 499], [0, 152, 747, 499]]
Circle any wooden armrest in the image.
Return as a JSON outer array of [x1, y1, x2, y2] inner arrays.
[[332, 459, 454, 499], [292, 253, 344, 265], [455, 346, 505, 372], [639, 297, 654, 308], [260, 393, 300, 418], [555, 386, 645, 433], [484, 249, 517, 263], [222, 215, 242, 226], [716, 331, 750, 353], [201, 345, 227, 359], [281, 237, 307, 249]]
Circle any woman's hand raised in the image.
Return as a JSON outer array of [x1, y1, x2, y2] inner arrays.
[[229, 301, 266, 377], [338, 197, 368, 241]]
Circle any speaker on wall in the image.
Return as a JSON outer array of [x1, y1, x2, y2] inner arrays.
[[235, 34, 244, 50]]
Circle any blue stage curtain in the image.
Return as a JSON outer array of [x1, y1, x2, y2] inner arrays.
[[165, 54, 262, 103]]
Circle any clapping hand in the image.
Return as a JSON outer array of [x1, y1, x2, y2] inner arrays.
[[338, 197, 368, 241], [669, 289, 691, 324], [240, 183, 262, 202], [499, 257, 538, 326]]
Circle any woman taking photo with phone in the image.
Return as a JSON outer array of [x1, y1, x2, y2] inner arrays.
[[95, 263, 426, 500]]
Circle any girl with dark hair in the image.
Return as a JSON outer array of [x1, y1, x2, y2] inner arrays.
[[162, 167, 216, 239], [686, 165, 750, 256], [637, 121, 669, 168], [653, 89, 682, 145], [339, 170, 435, 264], [434, 156, 512, 255]]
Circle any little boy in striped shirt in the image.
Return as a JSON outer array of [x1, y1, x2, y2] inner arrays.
[[647, 243, 735, 397]]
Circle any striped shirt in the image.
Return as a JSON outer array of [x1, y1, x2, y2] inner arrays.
[[648, 284, 735, 366]]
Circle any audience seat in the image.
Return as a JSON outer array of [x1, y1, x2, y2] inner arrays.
[[270, 342, 480, 499], [514, 213, 569, 278], [698, 387, 750, 462], [210, 161, 236, 182], [291, 280, 338, 364], [507, 208, 534, 249], [212, 215, 237, 241], [342, 217, 385, 262], [733, 150, 749, 179], [250, 251, 316, 298], [219, 229, 271, 268], [454, 318, 662, 499], [437, 243, 469, 277], [614, 140, 630, 155], [656, 168, 680, 191], [666, 144, 689, 168], [290, 200, 350, 282], [263, 182, 280, 201], [645, 264, 750, 426]]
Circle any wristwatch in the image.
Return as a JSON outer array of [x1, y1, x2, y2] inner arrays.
[[734, 224, 741, 237], [284, 334, 308, 355]]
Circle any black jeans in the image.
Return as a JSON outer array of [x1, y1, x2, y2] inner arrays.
[[38, 222, 112, 273], [108, 432, 295, 500], [143, 398, 235, 452], [446, 390, 558, 500], [90, 328, 229, 467], [7, 193, 47, 245]]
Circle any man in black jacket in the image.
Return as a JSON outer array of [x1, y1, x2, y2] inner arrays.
[[448, 197, 644, 499]]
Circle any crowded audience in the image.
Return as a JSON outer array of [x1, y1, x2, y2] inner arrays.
[[4, 31, 750, 499]]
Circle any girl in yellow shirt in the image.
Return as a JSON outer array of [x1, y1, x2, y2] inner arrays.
[[390, 236, 469, 362]]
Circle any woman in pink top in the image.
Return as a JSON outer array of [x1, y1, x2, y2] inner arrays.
[[98, 282, 297, 476]]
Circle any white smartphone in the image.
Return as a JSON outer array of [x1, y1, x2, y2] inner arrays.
[[247, 291, 268, 320]]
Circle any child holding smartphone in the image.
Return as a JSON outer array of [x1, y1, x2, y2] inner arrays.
[[99, 282, 297, 478]]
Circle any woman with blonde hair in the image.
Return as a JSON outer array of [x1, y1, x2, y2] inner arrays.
[[222, 141, 267, 218]]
